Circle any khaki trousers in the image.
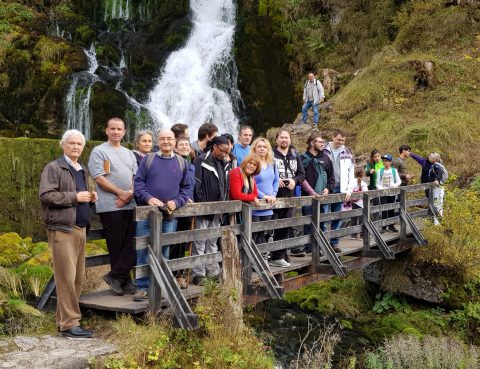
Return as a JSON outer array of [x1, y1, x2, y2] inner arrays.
[[47, 226, 86, 331]]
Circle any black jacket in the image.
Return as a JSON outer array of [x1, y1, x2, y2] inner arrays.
[[194, 150, 230, 203], [273, 147, 306, 198]]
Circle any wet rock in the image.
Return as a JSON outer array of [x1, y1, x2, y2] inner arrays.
[[0, 335, 116, 369]]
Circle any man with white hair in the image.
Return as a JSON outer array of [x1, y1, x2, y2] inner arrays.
[[39, 129, 97, 338]]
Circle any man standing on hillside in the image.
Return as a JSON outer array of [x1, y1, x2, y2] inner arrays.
[[88, 117, 138, 296], [392, 144, 414, 186], [271, 129, 306, 266], [191, 123, 218, 157], [323, 129, 355, 252], [133, 129, 192, 300], [232, 125, 254, 165], [302, 72, 325, 126], [299, 132, 335, 254], [39, 129, 97, 338]]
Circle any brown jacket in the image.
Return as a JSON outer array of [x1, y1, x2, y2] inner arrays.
[[39, 156, 90, 232]]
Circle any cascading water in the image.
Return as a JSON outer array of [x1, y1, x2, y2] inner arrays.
[[65, 45, 99, 140], [147, 0, 242, 136]]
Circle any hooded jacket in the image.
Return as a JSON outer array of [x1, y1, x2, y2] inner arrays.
[[273, 147, 306, 198], [194, 150, 230, 203], [323, 142, 355, 195]]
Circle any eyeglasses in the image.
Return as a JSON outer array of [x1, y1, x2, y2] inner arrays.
[[158, 137, 176, 142]]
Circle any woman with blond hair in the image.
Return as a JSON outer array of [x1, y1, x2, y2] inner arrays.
[[250, 138, 280, 250]]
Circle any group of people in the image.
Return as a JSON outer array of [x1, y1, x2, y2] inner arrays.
[[39, 116, 447, 338]]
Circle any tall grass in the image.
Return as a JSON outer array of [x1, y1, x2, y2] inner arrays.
[[364, 334, 479, 369]]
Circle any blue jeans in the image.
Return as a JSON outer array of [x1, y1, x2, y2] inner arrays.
[[135, 218, 178, 291], [330, 186, 343, 246], [302, 100, 319, 124], [302, 204, 329, 252]]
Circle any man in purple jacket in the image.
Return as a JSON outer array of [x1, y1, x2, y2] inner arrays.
[[133, 129, 192, 301]]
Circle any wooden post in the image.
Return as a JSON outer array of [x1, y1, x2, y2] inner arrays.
[[311, 198, 322, 268], [221, 228, 244, 333], [399, 189, 407, 242], [241, 203, 253, 294], [148, 208, 163, 314], [362, 193, 370, 251]]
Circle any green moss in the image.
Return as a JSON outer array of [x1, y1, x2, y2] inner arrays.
[[75, 25, 96, 46], [284, 271, 371, 318], [0, 233, 31, 267]]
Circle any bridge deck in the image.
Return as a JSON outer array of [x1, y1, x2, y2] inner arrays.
[[78, 229, 413, 314]]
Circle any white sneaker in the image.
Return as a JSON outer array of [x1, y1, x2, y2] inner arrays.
[[269, 259, 290, 268]]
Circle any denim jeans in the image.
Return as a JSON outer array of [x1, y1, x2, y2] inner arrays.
[[302, 100, 319, 124], [135, 218, 178, 291], [302, 204, 329, 252], [330, 185, 343, 246]]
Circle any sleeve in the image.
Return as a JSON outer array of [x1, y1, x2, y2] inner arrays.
[[345, 158, 356, 195], [361, 181, 369, 192], [301, 180, 316, 196], [133, 159, 152, 205], [255, 171, 265, 199], [293, 156, 306, 185], [174, 160, 193, 208], [272, 164, 279, 196], [317, 79, 325, 99], [229, 169, 257, 202], [410, 153, 426, 166], [326, 156, 335, 193], [88, 147, 106, 179], [302, 82, 306, 101], [393, 169, 402, 188], [193, 157, 204, 202], [39, 164, 77, 208], [376, 170, 384, 190]]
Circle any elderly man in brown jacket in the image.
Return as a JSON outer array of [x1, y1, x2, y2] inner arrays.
[[39, 129, 97, 338]]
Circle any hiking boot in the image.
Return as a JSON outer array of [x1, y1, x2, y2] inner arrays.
[[103, 272, 112, 285], [109, 278, 124, 296], [192, 275, 207, 286], [133, 290, 148, 302], [388, 225, 399, 233], [176, 276, 187, 289], [269, 259, 290, 268], [290, 248, 306, 257], [333, 246, 342, 254], [122, 280, 137, 295], [379, 227, 387, 234]]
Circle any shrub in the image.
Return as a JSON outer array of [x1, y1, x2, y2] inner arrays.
[[413, 189, 480, 283], [364, 334, 479, 369]]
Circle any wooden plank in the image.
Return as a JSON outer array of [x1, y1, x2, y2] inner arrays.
[[250, 216, 311, 233], [135, 225, 242, 249], [135, 252, 223, 277], [135, 201, 243, 221], [407, 198, 428, 207], [149, 210, 163, 313], [241, 203, 253, 293], [85, 254, 110, 267]]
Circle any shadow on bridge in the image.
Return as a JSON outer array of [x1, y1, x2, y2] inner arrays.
[[37, 183, 438, 329]]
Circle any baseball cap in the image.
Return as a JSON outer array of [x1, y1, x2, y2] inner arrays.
[[381, 154, 393, 161]]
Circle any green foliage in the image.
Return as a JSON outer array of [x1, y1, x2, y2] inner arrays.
[[372, 292, 409, 314], [35, 37, 68, 64], [413, 189, 480, 283], [0, 232, 30, 267], [364, 334, 479, 369], [284, 271, 370, 318]]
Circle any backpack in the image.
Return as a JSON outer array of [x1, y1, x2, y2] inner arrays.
[[301, 153, 328, 194], [430, 163, 448, 184], [145, 152, 187, 174], [379, 167, 398, 187]]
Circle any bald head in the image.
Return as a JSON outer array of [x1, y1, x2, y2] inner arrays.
[[157, 129, 176, 155]]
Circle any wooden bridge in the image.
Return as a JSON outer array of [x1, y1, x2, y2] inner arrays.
[[37, 183, 439, 330]]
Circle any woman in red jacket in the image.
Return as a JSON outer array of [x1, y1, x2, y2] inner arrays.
[[229, 153, 261, 205]]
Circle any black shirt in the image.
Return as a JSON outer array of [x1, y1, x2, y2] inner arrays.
[[69, 166, 90, 227]]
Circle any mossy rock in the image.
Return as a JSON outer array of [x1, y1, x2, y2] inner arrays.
[[0, 233, 32, 267]]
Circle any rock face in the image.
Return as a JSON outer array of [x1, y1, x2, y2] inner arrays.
[[0, 335, 116, 369], [363, 259, 444, 304]]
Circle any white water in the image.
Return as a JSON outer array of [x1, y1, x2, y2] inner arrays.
[[65, 45, 99, 140], [105, 0, 131, 21], [147, 0, 241, 137]]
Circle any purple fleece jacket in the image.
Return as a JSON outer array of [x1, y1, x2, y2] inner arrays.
[[134, 154, 192, 208]]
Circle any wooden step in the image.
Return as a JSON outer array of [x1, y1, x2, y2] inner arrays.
[[345, 256, 381, 271]]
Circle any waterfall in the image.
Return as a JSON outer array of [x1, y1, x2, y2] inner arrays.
[[65, 45, 99, 140], [147, 0, 242, 137], [105, 0, 131, 21]]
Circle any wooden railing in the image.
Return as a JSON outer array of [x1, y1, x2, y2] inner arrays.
[[37, 183, 437, 329]]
